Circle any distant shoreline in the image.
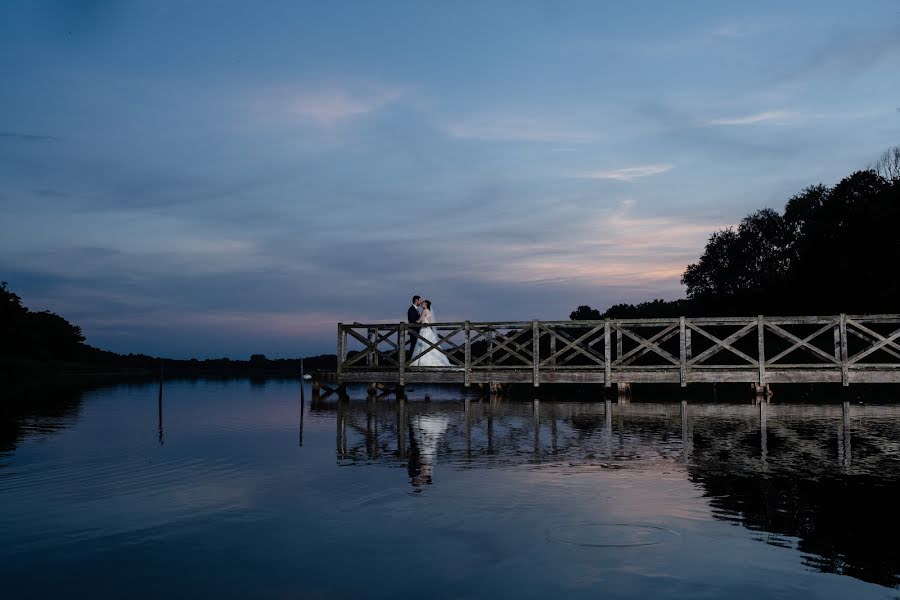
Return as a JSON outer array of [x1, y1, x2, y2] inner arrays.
[[0, 354, 337, 391]]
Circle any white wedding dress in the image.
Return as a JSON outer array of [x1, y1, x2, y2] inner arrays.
[[410, 308, 452, 367]]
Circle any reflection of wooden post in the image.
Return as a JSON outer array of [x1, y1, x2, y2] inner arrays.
[[842, 400, 852, 467], [336, 398, 346, 458], [298, 378, 304, 448], [680, 400, 689, 461], [604, 399, 612, 458], [366, 397, 377, 458], [465, 399, 472, 459], [759, 400, 767, 461], [550, 405, 558, 452], [486, 398, 494, 454], [398, 398, 406, 456]]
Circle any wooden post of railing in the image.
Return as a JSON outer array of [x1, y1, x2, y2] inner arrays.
[[367, 327, 375, 367], [604, 320, 612, 387], [532, 320, 539, 387], [758, 315, 766, 387], [398, 323, 407, 386], [616, 324, 623, 359], [679, 316, 687, 387], [833, 321, 841, 363], [464, 321, 471, 387], [685, 327, 692, 362], [549, 330, 556, 367], [488, 327, 494, 367], [336, 323, 345, 383], [840, 313, 849, 386]]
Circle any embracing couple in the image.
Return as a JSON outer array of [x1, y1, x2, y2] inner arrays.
[[407, 295, 452, 367]]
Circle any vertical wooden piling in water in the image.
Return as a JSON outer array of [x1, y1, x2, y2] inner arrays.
[[617, 382, 632, 404]]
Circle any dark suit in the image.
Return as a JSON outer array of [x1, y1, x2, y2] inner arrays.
[[407, 304, 420, 359]]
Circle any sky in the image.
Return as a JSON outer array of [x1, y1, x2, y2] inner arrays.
[[1, 1, 899, 359]]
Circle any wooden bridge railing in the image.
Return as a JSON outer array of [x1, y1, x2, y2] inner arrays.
[[335, 315, 900, 387]]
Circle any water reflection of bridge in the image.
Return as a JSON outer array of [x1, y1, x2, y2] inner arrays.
[[315, 316, 900, 397], [309, 396, 893, 472], [311, 396, 900, 589]]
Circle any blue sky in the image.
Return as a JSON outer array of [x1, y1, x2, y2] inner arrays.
[[1, 1, 898, 358]]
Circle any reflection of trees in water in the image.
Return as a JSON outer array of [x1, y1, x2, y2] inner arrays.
[[317, 397, 900, 588], [687, 408, 900, 589], [0, 386, 86, 457], [692, 471, 900, 588]]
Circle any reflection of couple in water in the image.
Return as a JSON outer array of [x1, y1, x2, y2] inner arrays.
[[407, 412, 449, 490]]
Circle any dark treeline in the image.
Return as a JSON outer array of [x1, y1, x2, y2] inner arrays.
[[1, 281, 335, 385], [573, 149, 900, 320]]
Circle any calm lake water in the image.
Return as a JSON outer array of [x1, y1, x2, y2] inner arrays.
[[3, 380, 900, 599]]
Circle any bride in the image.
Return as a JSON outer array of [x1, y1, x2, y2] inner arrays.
[[410, 300, 452, 367]]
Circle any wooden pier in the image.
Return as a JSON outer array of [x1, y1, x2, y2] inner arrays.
[[312, 315, 900, 394]]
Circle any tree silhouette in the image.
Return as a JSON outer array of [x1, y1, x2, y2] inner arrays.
[[574, 147, 900, 319], [569, 305, 601, 320], [870, 145, 900, 182]]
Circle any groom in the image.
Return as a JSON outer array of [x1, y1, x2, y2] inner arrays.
[[407, 295, 422, 359]]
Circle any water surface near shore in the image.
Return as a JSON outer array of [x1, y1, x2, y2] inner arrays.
[[2, 380, 900, 598]]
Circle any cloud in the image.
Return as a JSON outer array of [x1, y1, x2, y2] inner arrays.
[[711, 25, 749, 39], [253, 82, 405, 126], [404, 199, 724, 293], [575, 164, 673, 181], [701, 111, 793, 127], [699, 108, 888, 128], [489, 212, 722, 288], [444, 115, 597, 143], [0, 131, 60, 142]]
